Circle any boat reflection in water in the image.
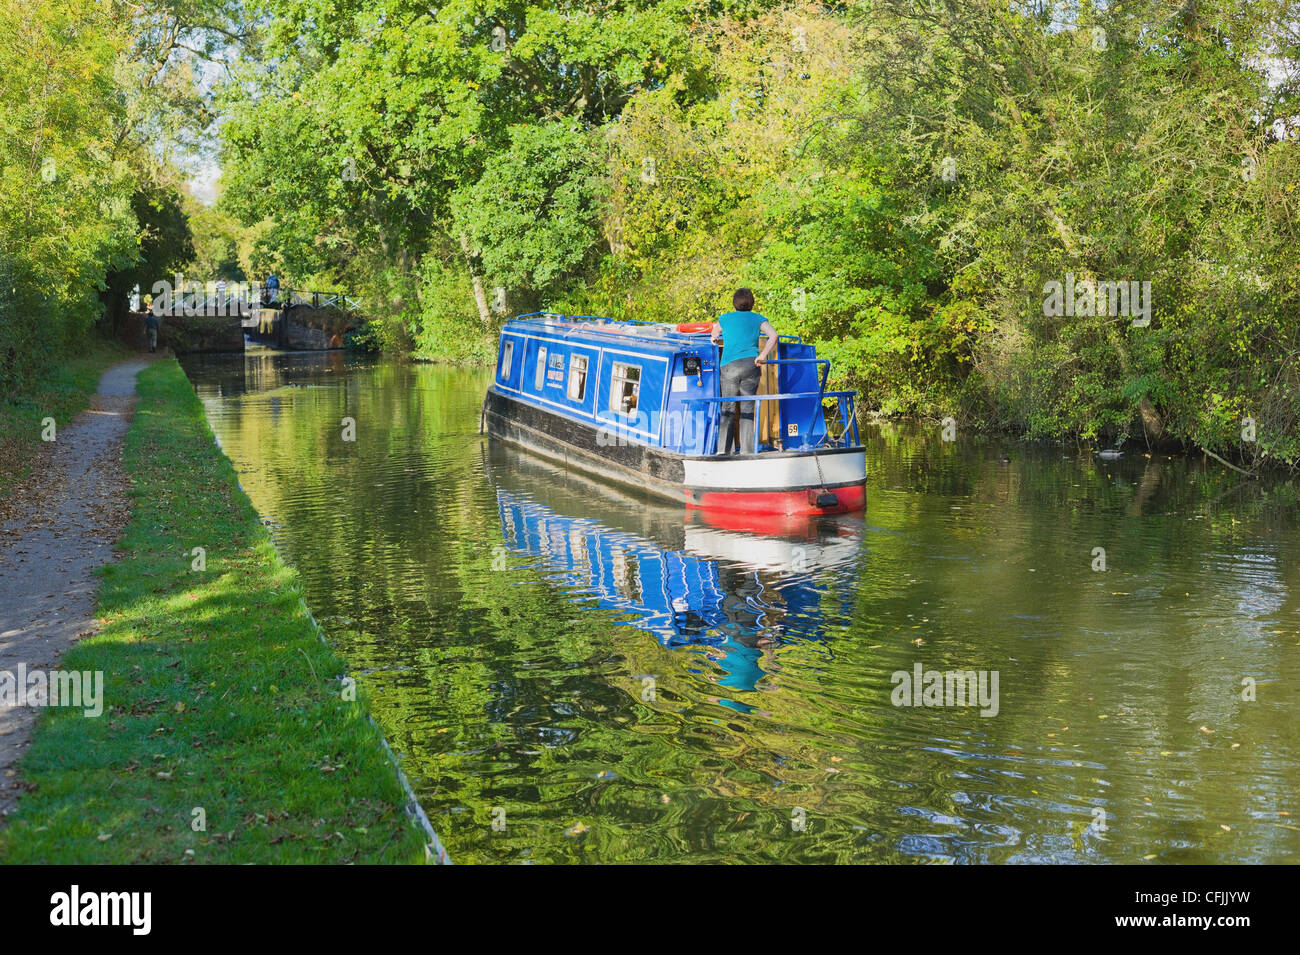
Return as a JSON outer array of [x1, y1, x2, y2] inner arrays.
[[485, 444, 862, 711]]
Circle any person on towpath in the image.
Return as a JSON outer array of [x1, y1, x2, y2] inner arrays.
[[145, 310, 160, 353]]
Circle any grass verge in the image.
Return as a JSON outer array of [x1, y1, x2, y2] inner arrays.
[[0, 360, 429, 863], [0, 338, 129, 502]]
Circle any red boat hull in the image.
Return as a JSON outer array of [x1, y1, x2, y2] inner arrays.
[[685, 483, 865, 517]]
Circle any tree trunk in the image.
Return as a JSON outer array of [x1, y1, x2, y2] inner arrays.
[[1101, 291, 1165, 443], [460, 231, 492, 327]]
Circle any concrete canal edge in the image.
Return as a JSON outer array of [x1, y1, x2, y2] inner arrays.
[[206, 405, 454, 865]]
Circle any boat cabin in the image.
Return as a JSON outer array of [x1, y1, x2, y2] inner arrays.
[[491, 313, 860, 455]]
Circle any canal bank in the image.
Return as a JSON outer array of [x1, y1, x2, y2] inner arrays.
[[0, 361, 431, 863]]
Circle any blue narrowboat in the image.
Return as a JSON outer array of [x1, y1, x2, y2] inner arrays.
[[481, 313, 866, 516]]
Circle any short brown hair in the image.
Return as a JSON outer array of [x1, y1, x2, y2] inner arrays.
[[733, 288, 754, 311]]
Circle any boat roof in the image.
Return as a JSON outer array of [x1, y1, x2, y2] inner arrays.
[[502, 313, 711, 351]]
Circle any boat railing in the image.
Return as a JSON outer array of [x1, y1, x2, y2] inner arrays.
[[514, 311, 569, 322], [684, 390, 860, 454], [515, 312, 670, 327], [568, 314, 662, 326]]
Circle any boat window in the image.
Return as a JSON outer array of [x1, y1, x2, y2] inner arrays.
[[535, 346, 548, 391], [609, 362, 641, 415], [498, 340, 514, 380], [567, 355, 589, 401]]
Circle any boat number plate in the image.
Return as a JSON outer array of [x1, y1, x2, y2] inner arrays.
[[787, 423, 799, 436]]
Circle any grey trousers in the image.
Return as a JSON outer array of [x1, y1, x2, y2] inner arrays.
[[717, 358, 760, 453]]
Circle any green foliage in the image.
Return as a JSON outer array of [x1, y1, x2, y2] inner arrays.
[[849, 0, 1300, 464], [0, 0, 137, 389], [741, 173, 960, 414], [217, 0, 751, 324], [452, 120, 606, 311], [407, 256, 498, 363], [185, 198, 246, 281], [0, 0, 244, 391]]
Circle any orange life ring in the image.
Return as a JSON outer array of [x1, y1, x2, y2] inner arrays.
[[676, 322, 714, 334]]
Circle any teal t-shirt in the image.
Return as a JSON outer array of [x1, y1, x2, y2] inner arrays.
[[717, 311, 768, 366]]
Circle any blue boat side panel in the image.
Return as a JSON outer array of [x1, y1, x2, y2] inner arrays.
[[662, 350, 717, 455], [500, 321, 700, 449], [592, 345, 672, 447], [776, 341, 829, 447], [494, 325, 671, 433]]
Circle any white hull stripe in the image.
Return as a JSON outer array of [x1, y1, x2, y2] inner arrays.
[[683, 451, 865, 490], [683, 526, 861, 571]]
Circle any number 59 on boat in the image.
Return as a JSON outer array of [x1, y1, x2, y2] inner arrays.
[[481, 314, 866, 516]]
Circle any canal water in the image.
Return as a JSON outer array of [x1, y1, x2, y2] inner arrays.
[[180, 351, 1300, 864]]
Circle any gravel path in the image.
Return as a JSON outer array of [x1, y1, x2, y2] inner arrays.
[[0, 360, 150, 817]]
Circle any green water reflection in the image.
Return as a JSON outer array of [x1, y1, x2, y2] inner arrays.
[[181, 351, 1300, 864]]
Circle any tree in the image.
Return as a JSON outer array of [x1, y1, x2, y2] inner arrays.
[[0, 0, 136, 387], [101, 185, 196, 332]]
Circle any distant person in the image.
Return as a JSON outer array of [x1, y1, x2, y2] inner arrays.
[[145, 310, 160, 353], [711, 288, 777, 454], [216, 277, 228, 313], [264, 272, 280, 306]]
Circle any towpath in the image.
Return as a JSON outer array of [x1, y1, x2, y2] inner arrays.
[[0, 360, 150, 817]]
